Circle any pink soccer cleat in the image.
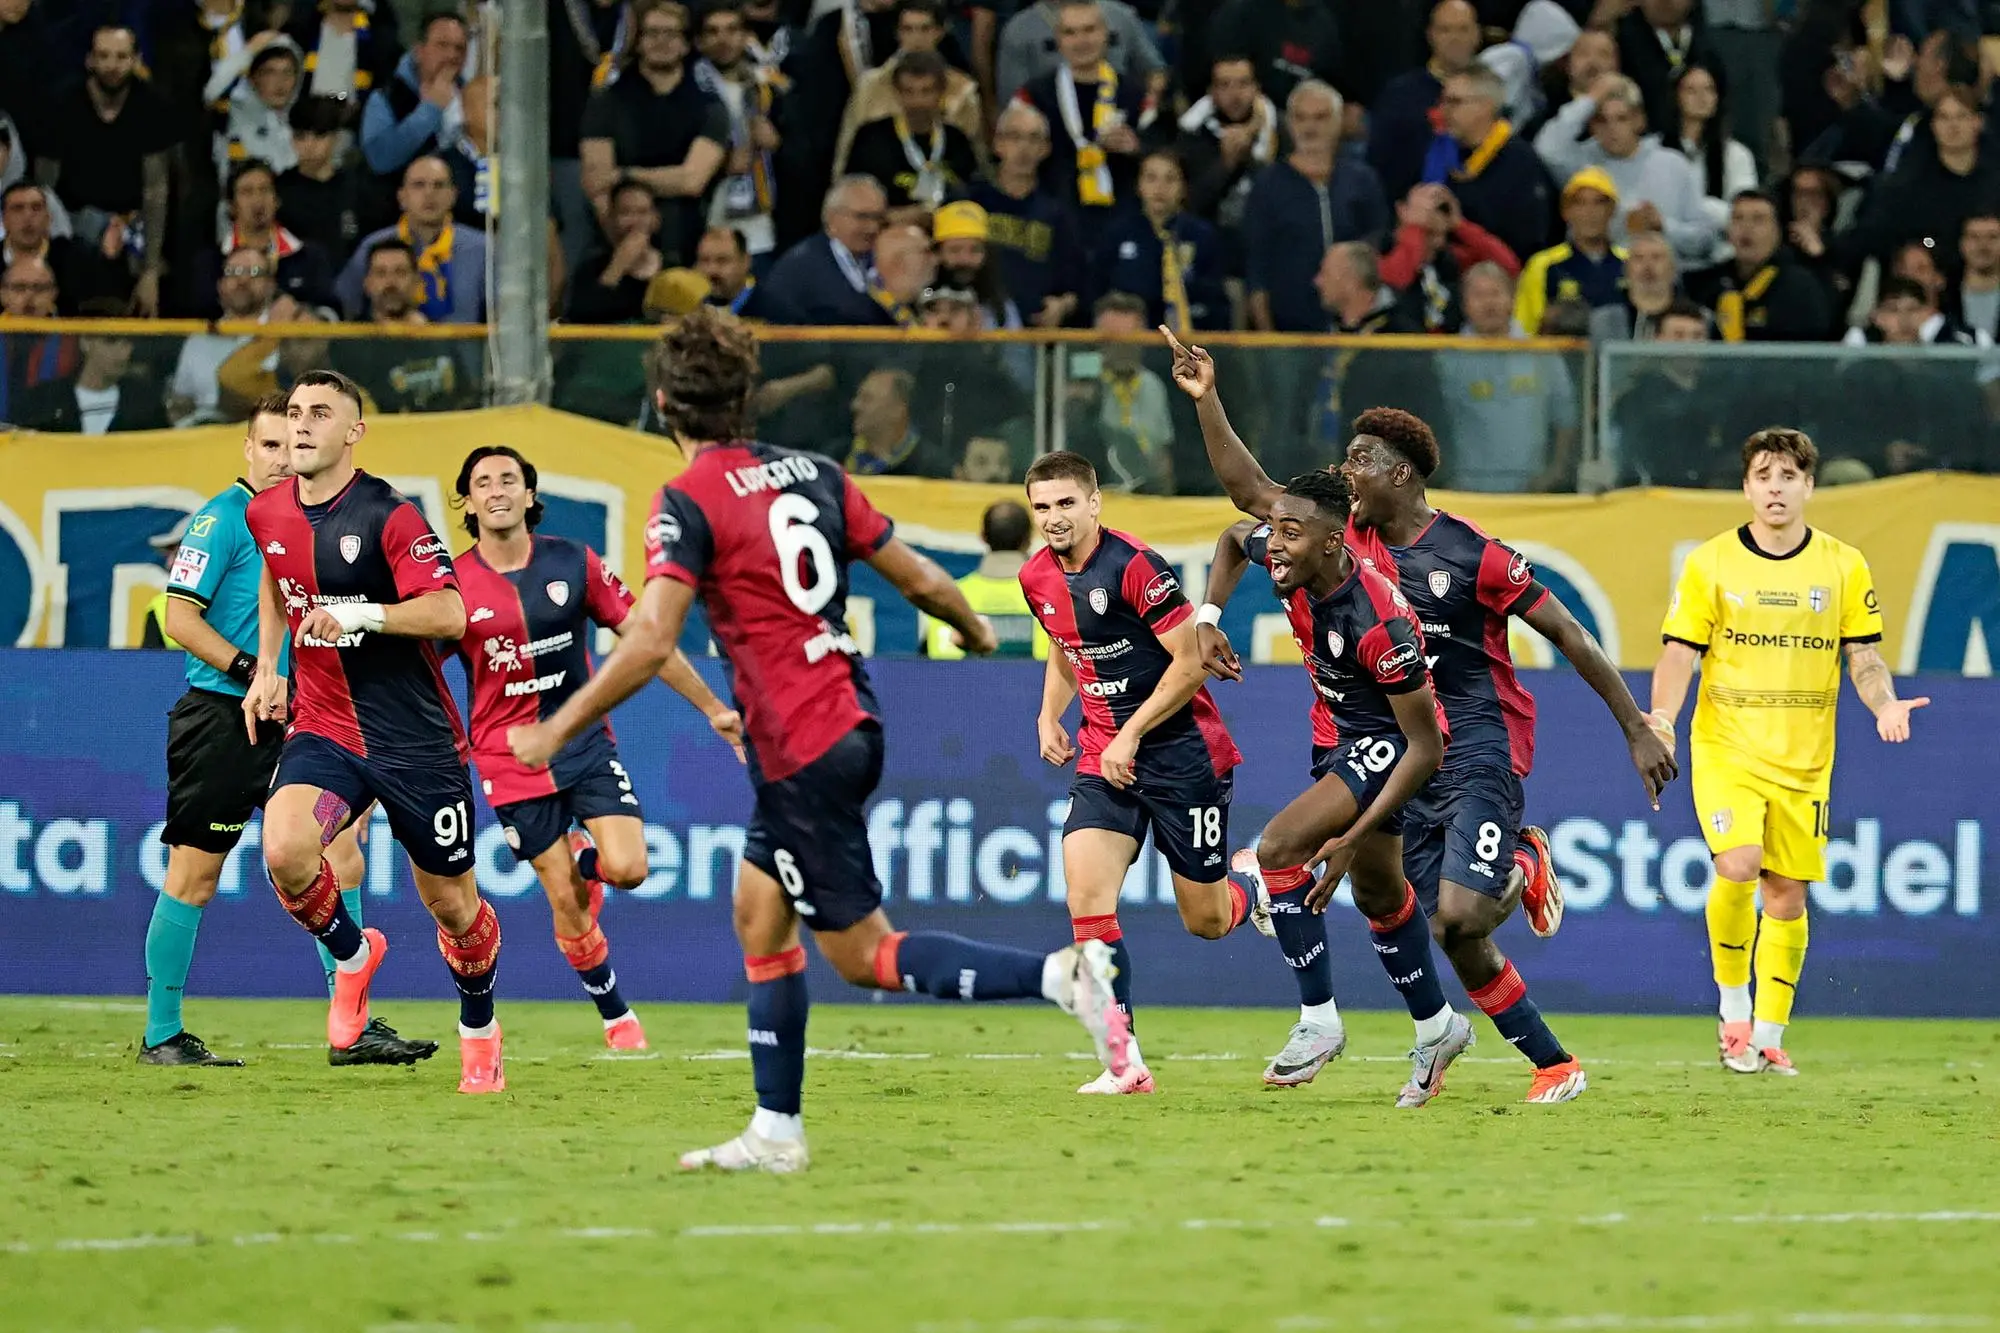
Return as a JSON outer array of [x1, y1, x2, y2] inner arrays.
[[605, 1012, 648, 1051], [328, 928, 387, 1050], [458, 1025, 506, 1094]]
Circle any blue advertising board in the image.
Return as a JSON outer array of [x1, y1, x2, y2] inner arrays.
[[0, 651, 1992, 1017]]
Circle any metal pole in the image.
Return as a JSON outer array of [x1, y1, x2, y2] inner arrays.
[[491, 0, 551, 405]]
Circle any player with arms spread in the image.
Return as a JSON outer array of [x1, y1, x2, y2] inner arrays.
[[141, 394, 433, 1069], [452, 445, 746, 1050], [1169, 327, 1675, 1104], [1650, 428, 1924, 1076], [244, 370, 508, 1095], [508, 309, 1130, 1173], [1021, 451, 1259, 1096]]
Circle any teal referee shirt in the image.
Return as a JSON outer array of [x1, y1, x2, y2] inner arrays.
[[164, 480, 289, 696]]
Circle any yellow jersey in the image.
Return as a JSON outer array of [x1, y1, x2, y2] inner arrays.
[[1661, 525, 1883, 788], [922, 571, 1049, 661]]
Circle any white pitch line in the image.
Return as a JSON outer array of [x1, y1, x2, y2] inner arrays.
[[1512, 1316, 1992, 1330]]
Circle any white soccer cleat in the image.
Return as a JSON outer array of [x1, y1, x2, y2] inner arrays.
[[678, 1128, 809, 1174], [1056, 940, 1134, 1078], [1078, 1066, 1156, 1094], [1232, 848, 1276, 939], [1262, 1018, 1347, 1087], [1395, 1012, 1476, 1108]]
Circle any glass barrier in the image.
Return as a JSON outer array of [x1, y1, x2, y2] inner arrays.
[[1597, 341, 2000, 489], [0, 320, 488, 434]]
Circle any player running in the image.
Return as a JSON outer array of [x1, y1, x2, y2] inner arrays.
[[508, 309, 1130, 1173], [1021, 451, 1260, 1096], [1168, 328, 1675, 1104], [1650, 428, 1924, 1076], [452, 444, 745, 1050], [244, 370, 508, 1095], [141, 394, 434, 1068]]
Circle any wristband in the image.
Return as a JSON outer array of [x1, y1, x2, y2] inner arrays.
[[226, 651, 258, 686], [1194, 603, 1224, 628], [326, 602, 387, 634]]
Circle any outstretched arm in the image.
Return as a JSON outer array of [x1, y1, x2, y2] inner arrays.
[[868, 538, 998, 655], [1845, 641, 1929, 742], [1524, 594, 1677, 808], [511, 577, 696, 768], [1161, 326, 1283, 518], [651, 645, 746, 762]]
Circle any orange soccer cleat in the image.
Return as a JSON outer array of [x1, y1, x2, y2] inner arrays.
[[458, 1025, 506, 1094], [1518, 826, 1564, 938], [1524, 1057, 1588, 1103], [328, 928, 388, 1050], [604, 1012, 648, 1051], [1718, 1020, 1760, 1073]]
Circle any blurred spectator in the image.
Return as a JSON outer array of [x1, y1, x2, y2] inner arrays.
[[931, 201, 1021, 329], [1837, 275, 1993, 475], [1065, 292, 1175, 494], [38, 25, 174, 316], [1891, 239, 1948, 311], [1591, 230, 1684, 341], [844, 50, 980, 208], [568, 181, 666, 324], [359, 11, 471, 210], [0, 3, 56, 154], [452, 72, 498, 231], [204, 31, 305, 181], [278, 96, 364, 268], [695, 224, 796, 320], [192, 162, 337, 318], [0, 112, 66, 233], [1526, 24, 1618, 142], [1431, 66, 1557, 275], [909, 286, 1032, 463], [1781, 160, 1849, 317], [1244, 81, 1387, 331], [837, 0, 984, 182], [954, 435, 1020, 483], [331, 241, 479, 412], [1092, 149, 1228, 331], [0, 254, 57, 317], [874, 221, 938, 315], [848, 366, 948, 474], [762, 175, 899, 324], [1018, 0, 1148, 245], [1702, 0, 1779, 170], [1172, 54, 1276, 268], [1612, 297, 1739, 487], [1, 256, 76, 427], [1515, 167, 1624, 339], [1379, 181, 1519, 335], [967, 101, 1086, 328], [1435, 261, 1578, 492], [549, 0, 634, 273], [922, 499, 1049, 659], [1534, 74, 1715, 265], [1665, 61, 1754, 262], [1368, 0, 1483, 204], [1816, 85, 2000, 275], [1306, 241, 1428, 460], [17, 300, 167, 433], [2, 183, 126, 313], [1946, 209, 2000, 340], [1797, 29, 1967, 178], [579, 1, 730, 266], [168, 249, 284, 425], [335, 156, 489, 323], [1319, 239, 1421, 336], [1207, 0, 1345, 109], [696, 0, 789, 272], [1613, 0, 1714, 136], [287, 0, 400, 100], [1844, 274, 1987, 349], [1688, 190, 1830, 342], [1475, 1, 1581, 130], [996, 0, 1161, 106]]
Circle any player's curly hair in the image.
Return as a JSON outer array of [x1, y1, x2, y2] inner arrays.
[[1741, 427, 1818, 480], [453, 445, 547, 538], [1351, 406, 1440, 477], [648, 305, 760, 444], [1282, 468, 1353, 523]]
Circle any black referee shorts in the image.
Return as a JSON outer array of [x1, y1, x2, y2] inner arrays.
[[161, 687, 284, 854]]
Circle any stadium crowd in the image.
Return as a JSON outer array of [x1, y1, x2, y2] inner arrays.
[[2, 0, 1999, 487]]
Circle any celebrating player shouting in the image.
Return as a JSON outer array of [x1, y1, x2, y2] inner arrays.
[[508, 309, 1129, 1173], [452, 445, 745, 1050], [1651, 428, 1924, 1076], [244, 371, 508, 1094], [1021, 451, 1259, 1096]]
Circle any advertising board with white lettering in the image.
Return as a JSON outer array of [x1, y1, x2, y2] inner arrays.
[[0, 651, 1990, 1016]]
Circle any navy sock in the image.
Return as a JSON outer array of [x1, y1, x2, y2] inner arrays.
[[313, 894, 363, 961], [1268, 886, 1335, 1007], [876, 931, 1047, 1001], [438, 900, 500, 1031], [454, 966, 497, 1031], [747, 948, 809, 1114], [1073, 916, 1131, 1026], [1471, 963, 1569, 1068], [1367, 885, 1449, 1021], [577, 961, 629, 1022], [576, 847, 600, 883], [316, 889, 365, 997]]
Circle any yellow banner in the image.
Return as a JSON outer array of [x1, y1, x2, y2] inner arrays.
[[2, 406, 1996, 673]]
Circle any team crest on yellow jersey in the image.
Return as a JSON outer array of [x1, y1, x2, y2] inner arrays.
[[1710, 808, 1734, 836], [1810, 586, 1830, 612]]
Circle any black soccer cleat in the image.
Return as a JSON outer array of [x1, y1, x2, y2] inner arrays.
[[329, 1016, 440, 1067], [138, 1032, 245, 1067]]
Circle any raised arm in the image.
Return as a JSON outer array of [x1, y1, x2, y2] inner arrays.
[[1161, 326, 1283, 518], [1524, 594, 1676, 808]]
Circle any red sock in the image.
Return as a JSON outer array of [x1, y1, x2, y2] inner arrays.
[[1225, 880, 1249, 931], [871, 932, 906, 990]]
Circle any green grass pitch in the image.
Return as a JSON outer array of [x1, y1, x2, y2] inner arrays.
[[2, 997, 1997, 1333]]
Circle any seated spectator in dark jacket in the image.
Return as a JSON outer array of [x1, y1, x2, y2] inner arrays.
[[1812, 85, 2000, 276], [331, 242, 482, 412], [0, 183, 127, 314], [17, 304, 167, 434], [334, 156, 490, 322], [847, 366, 951, 475], [192, 162, 339, 318], [1615, 0, 1715, 136], [1302, 242, 1430, 464], [695, 224, 797, 321], [1244, 80, 1389, 331], [1092, 149, 1230, 331], [1612, 298, 1750, 487], [967, 102, 1088, 327], [1687, 189, 1832, 342], [1431, 66, 1557, 272], [1834, 276, 1993, 475], [909, 287, 1034, 463], [568, 182, 666, 324], [1380, 181, 1520, 334], [1173, 54, 1279, 270], [278, 96, 366, 269], [1947, 209, 2000, 341], [762, 175, 901, 325], [843, 50, 981, 209], [1515, 167, 1626, 339], [1018, 0, 1149, 247], [1368, 0, 1483, 204], [1206, 0, 1345, 108], [1591, 230, 1688, 342], [357, 13, 472, 224]]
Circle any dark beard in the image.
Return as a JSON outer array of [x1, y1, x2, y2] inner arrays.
[[942, 264, 980, 289]]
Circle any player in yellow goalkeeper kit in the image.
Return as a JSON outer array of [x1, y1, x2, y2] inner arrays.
[[1648, 428, 1928, 1075]]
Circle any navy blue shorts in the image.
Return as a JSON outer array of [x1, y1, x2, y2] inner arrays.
[[743, 724, 885, 932], [1310, 733, 1410, 836], [493, 749, 644, 862], [1063, 771, 1233, 882], [271, 732, 475, 877], [1402, 762, 1525, 913]]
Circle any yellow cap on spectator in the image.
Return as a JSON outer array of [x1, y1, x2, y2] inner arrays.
[[932, 201, 989, 243], [1563, 166, 1619, 206], [645, 267, 712, 318]]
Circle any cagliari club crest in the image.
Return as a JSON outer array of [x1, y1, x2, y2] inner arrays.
[[547, 580, 571, 607], [1088, 587, 1109, 615], [1428, 570, 1451, 598], [339, 534, 362, 563]]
